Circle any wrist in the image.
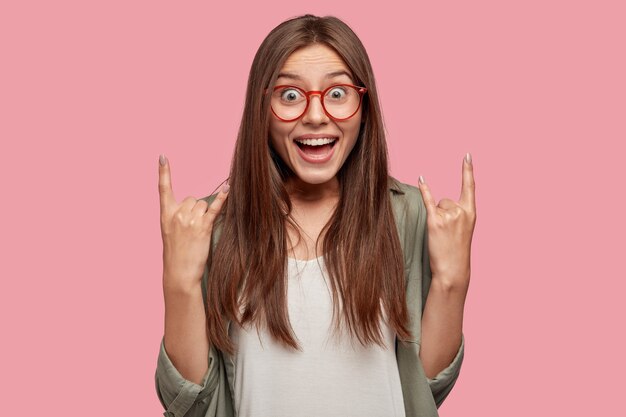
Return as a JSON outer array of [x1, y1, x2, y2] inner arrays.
[[431, 274, 469, 296], [163, 275, 203, 298]]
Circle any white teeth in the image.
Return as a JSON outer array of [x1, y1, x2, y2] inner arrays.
[[295, 137, 337, 146]]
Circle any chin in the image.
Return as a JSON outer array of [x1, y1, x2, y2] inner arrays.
[[295, 173, 335, 185], [292, 167, 338, 185]]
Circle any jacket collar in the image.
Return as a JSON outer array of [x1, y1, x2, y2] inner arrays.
[[389, 176, 405, 194]]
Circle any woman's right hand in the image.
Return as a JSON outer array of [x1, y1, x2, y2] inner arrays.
[[158, 154, 229, 293]]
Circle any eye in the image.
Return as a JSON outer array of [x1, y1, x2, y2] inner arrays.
[[279, 87, 304, 103], [326, 86, 348, 101]]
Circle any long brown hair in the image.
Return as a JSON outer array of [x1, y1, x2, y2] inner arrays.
[[206, 14, 413, 356]]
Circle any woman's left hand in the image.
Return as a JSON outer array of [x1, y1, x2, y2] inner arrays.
[[417, 153, 477, 292]]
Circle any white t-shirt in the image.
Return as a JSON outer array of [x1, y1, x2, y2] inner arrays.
[[228, 256, 406, 417]]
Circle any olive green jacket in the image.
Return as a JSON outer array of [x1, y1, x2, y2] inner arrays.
[[155, 178, 465, 417]]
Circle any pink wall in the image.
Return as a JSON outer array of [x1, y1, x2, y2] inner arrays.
[[1, 0, 624, 415]]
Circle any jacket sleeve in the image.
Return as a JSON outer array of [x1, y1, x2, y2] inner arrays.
[[155, 336, 221, 417], [421, 209, 466, 408], [425, 333, 465, 408]]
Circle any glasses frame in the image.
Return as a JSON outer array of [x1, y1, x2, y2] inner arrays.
[[267, 83, 368, 122]]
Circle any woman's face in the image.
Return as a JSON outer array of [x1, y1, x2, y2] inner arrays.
[[268, 43, 363, 191]]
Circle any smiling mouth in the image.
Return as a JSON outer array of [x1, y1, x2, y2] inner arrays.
[[293, 137, 338, 155]]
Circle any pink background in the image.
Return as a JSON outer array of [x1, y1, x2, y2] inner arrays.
[[1, 0, 624, 415]]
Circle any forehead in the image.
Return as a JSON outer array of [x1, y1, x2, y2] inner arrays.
[[278, 44, 354, 82]]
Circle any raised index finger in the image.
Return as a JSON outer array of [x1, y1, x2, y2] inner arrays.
[[158, 154, 175, 212], [417, 175, 437, 219]]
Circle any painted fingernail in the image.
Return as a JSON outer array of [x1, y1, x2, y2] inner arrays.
[[419, 175, 425, 184], [465, 152, 472, 164], [221, 181, 230, 193], [159, 154, 167, 166]]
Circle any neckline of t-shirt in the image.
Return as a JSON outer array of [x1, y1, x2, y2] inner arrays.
[[287, 255, 325, 264]]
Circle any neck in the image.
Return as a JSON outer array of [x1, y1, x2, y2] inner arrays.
[[285, 175, 340, 203]]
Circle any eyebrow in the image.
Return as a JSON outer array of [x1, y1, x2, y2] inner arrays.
[[277, 70, 354, 81]]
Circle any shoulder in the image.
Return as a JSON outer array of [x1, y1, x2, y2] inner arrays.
[[201, 193, 219, 205], [199, 193, 226, 246]]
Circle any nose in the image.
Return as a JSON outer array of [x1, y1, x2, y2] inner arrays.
[[301, 93, 330, 124]]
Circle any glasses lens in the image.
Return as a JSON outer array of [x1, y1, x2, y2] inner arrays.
[[271, 87, 307, 120], [271, 85, 362, 120], [323, 85, 361, 119]]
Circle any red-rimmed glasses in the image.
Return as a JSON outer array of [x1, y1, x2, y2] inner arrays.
[[268, 84, 367, 122]]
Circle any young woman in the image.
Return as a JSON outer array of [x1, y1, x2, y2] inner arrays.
[[156, 14, 475, 417]]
